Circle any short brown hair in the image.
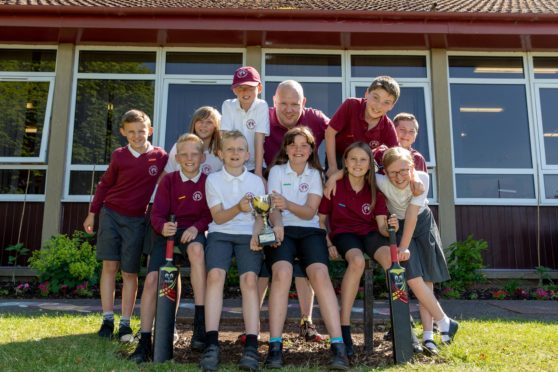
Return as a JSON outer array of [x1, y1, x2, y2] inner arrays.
[[120, 109, 151, 129], [189, 106, 221, 156], [176, 133, 204, 154], [367, 76, 400, 102], [220, 130, 248, 151], [393, 112, 419, 131]]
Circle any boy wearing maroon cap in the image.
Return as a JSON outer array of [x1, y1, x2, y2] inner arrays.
[[83, 109, 168, 342], [129, 134, 212, 363], [325, 76, 400, 178], [221, 66, 270, 178]]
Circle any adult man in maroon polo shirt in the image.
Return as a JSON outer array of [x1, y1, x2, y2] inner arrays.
[[262, 79, 328, 342], [264, 80, 329, 166]]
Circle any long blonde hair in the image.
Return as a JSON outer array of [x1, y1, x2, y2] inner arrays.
[[382, 146, 414, 171]]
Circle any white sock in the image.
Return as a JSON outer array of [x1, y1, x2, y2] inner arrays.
[[423, 331, 434, 342], [436, 316, 451, 342]]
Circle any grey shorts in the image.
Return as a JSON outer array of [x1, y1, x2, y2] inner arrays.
[[147, 228, 206, 273], [205, 232, 263, 275], [96, 207, 146, 273]]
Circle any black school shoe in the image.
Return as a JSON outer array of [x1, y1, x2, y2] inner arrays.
[[264, 341, 283, 369], [329, 343, 350, 370], [422, 339, 439, 356], [128, 335, 152, 363], [97, 319, 114, 339], [411, 330, 424, 354], [191, 321, 206, 352], [441, 318, 459, 345], [200, 344, 220, 371], [238, 345, 260, 371]]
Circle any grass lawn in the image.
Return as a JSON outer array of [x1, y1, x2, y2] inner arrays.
[[0, 313, 557, 371]]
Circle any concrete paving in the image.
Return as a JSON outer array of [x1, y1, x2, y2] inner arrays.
[[1, 298, 557, 323]]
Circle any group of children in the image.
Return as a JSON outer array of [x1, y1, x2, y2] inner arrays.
[[83, 66, 458, 371]]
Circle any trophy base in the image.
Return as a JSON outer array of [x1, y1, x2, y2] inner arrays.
[[258, 232, 277, 247]]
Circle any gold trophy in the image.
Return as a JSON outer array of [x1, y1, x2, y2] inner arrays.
[[251, 194, 277, 246]]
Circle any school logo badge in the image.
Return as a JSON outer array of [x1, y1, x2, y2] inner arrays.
[[369, 140, 380, 149], [193, 191, 203, 201], [201, 164, 212, 175], [236, 68, 248, 78], [362, 203, 371, 215], [299, 183, 309, 192], [148, 165, 159, 176], [246, 119, 256, 129]]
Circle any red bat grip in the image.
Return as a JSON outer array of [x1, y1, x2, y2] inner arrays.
[[388, 225, 398, 263], [165, 214, 176, 261]]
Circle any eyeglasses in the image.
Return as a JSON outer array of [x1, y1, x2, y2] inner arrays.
[[387, 168, 410, 178]]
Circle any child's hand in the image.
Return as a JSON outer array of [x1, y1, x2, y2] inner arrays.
[[238, 195, 252, 213], [326, 166, 340, 179], [272, 225, 284, 247], [250, 235, 262, 251], [328, 243, 340, 260], [387, 214, 399, 232], [271, 191, 288, 211], [397, 247, 410, 261], [180, 226, 198, 243], [83, 213, 95, 234], [162, 221, 177, 237], [323, 177, 338, 200], [410, 169, 424, 196]]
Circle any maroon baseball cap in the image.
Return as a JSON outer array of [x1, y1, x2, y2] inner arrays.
[[232, 66, 261, 88]]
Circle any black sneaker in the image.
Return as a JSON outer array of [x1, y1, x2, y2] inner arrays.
[[191, 321, 206, 352], [118, 325, 134, 343], [345, 341, 355, 358], [97, 320, 114, 339], [383, 327, 393, 341], [238, 345, 260, 371], [200, 344, 220, 371], [129, 336, 152, 363], [329, 343, 350, 370], [264, 342, 283, 369]]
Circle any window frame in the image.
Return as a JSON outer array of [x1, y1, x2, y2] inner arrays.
[[448, 51, 540, 206]]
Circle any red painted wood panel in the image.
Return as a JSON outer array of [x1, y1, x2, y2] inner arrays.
[[455, 206, 558, 270], [0, 202, 44, 266]]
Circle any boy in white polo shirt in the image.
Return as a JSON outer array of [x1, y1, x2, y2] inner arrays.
[[200, 130, 267, 371], [221, 66, 270, 178]]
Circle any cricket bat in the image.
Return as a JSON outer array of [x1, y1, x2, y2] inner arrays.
[[386, 225, 414, 364], [153, 214, 179, 363]]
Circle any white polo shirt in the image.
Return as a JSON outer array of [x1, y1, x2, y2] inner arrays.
[[376, 171, 429, 220], [205, 166, 265, 235], [165, 143, 223, 175], [221, 98, 270, 171], [268, 162, 323, 228]]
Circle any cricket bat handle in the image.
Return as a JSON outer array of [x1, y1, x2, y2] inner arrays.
[[165, 214, 176, 261], [388, 224, 398, 263]]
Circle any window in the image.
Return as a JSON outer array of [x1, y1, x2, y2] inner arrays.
[[66, 49, 157, 200], [0, 48, 56, 200], [449, 54, 536, 204]]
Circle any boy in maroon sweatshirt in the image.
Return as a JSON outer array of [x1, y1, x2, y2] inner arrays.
[[83, 109, 168, 342], [129, 133, 212, 363]]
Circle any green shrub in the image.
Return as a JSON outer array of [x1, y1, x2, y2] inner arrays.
[[445, 234, 487, 291], [28, 231, 101, 294]]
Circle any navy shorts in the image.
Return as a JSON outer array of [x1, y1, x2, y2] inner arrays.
[[265, 226, 329, 273], [332, 231, 389, 260], [96, 207, 146, 273], [147, 227, 206, 273], [205, 232, 263, 276]]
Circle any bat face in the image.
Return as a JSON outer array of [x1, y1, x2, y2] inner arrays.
[[389, 268, 409, 303], [158, 267, 178, 301]]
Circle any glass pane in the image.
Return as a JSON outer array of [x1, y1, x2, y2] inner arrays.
[[265, 54, 341, 77], [351, 55, 427, 78], [539, 88, 558, 165], [265, 82, 341, 118], [449, 56, 524, 79], [451, 84, 531, 168], [427, 172, 434, 199], [544, 175, 558, 199], [456, 174, 534, 199], [68, 171, 104, 195], [356, 86, 430, 162], [165, 52, 243, 75], [71, 79, 155, 165], [0, 169, 46, 194], [0, 49, 56, 72], [78, 51, 156, 74], [533, 57, 558, 79], [164, 84, 231, 150], [0, 81, 49, 158]]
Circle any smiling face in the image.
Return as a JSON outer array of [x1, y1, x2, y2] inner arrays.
[[219, 136, 249, 170], [385, 158, 413, 189], [286, 134, 312, 167], [233, 84, 262, 111], [344, 147, 371, 178], [194, 117, 217, 143], [175, 140, 204, 177], [395, 119, 418, 150], [274, 84, 306, 129], [120, 120, 152, 154], [364, 88, 396, 122]]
